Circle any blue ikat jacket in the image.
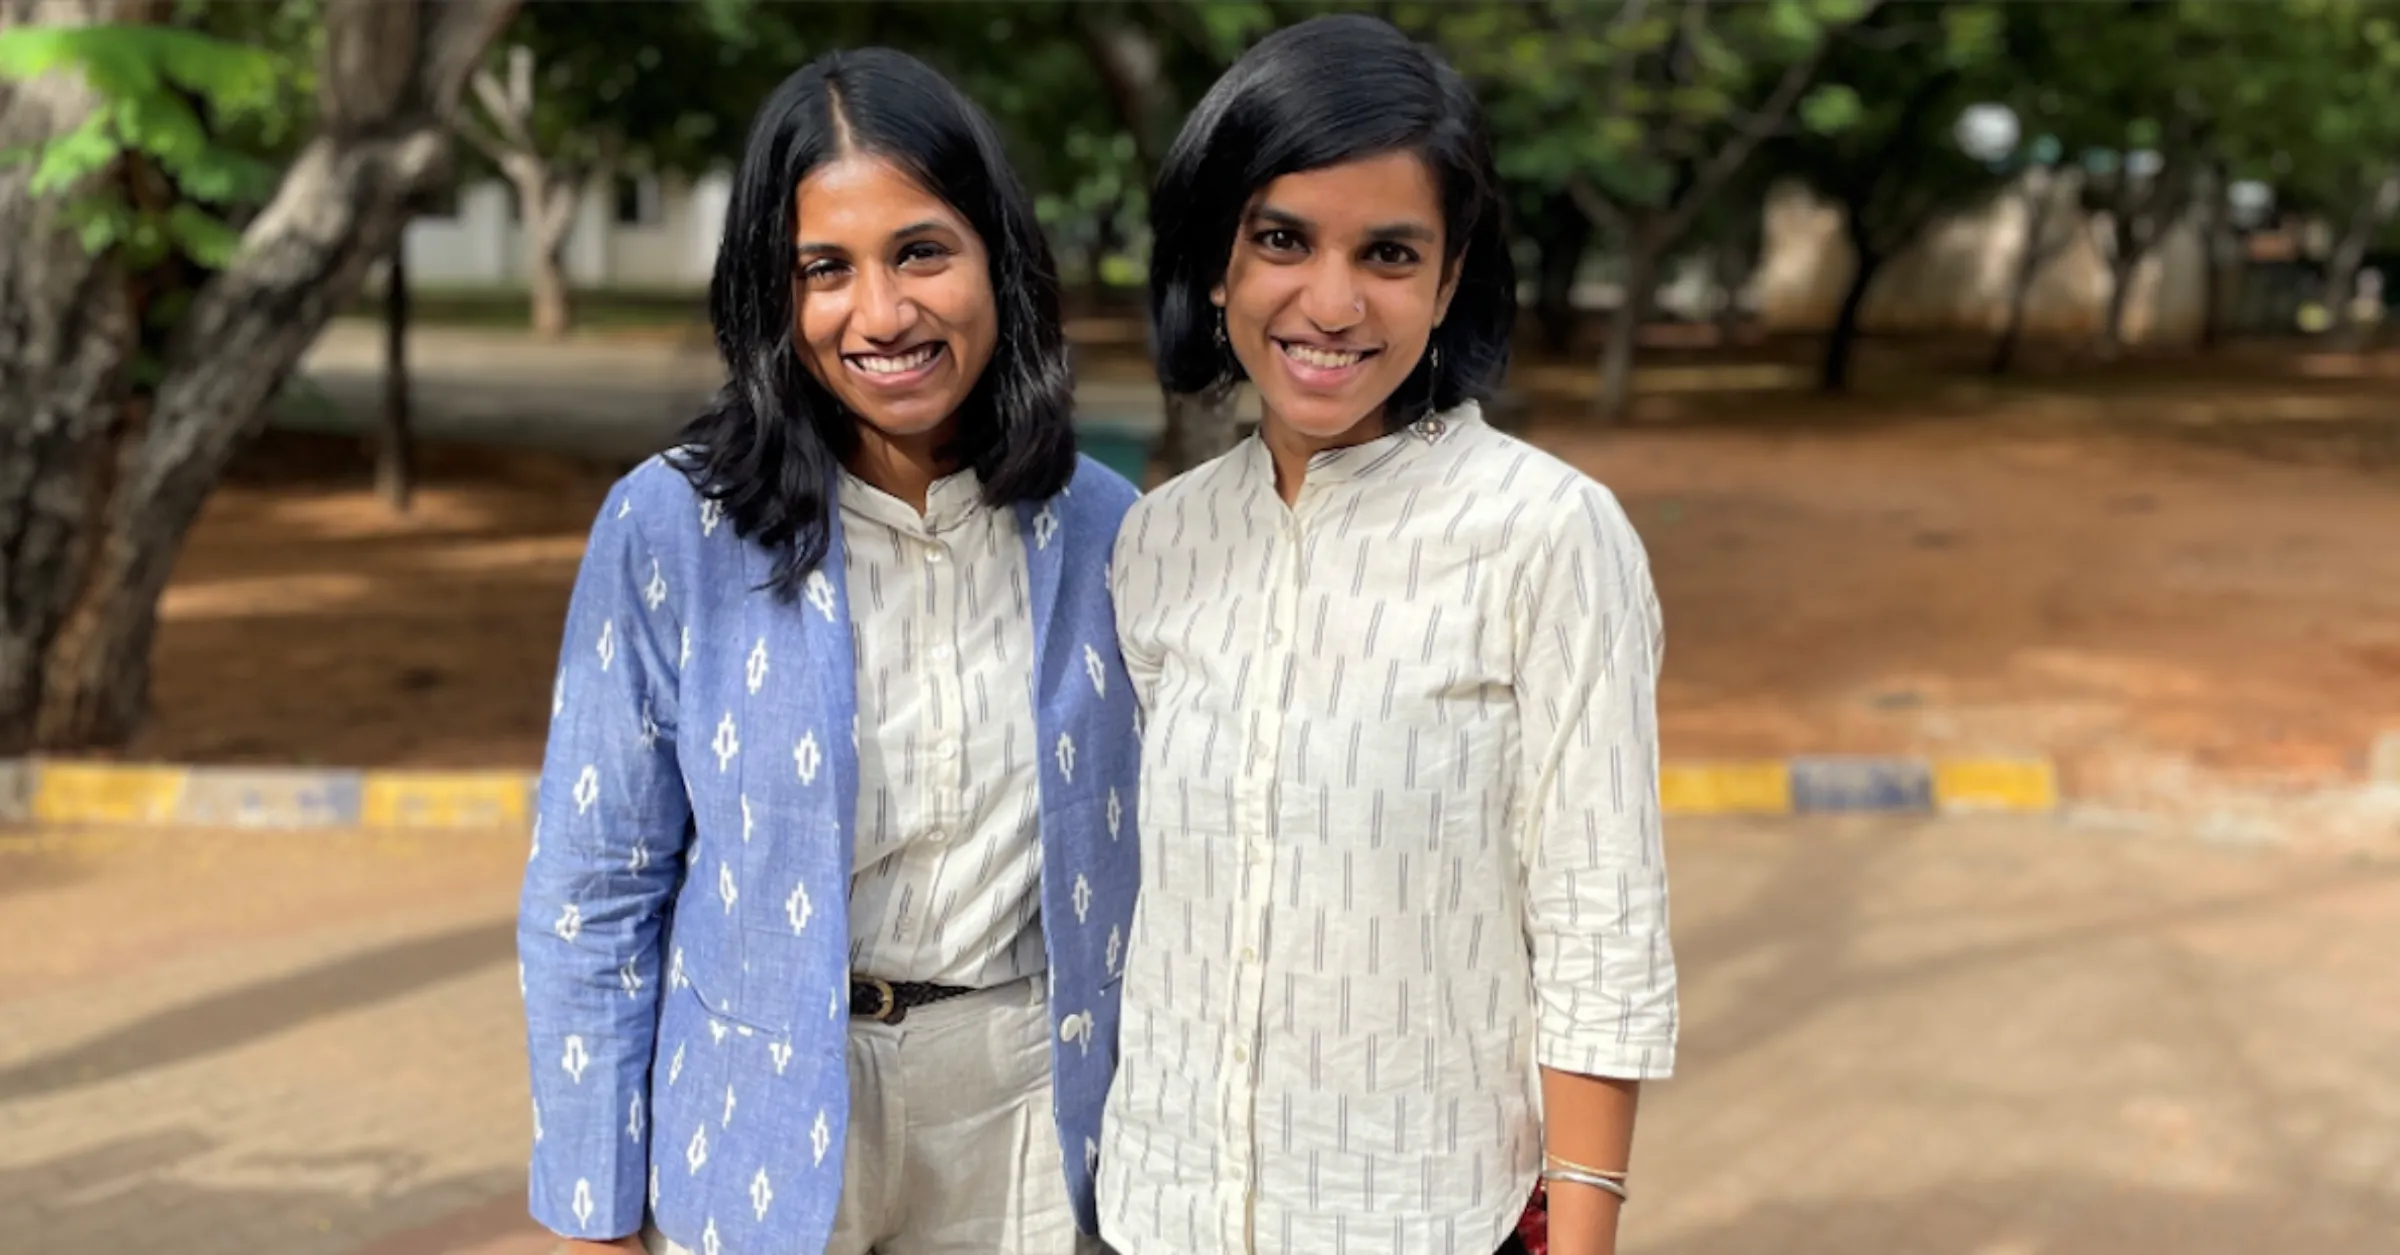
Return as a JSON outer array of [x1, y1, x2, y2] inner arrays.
[[517, 453, 1142, 1255]]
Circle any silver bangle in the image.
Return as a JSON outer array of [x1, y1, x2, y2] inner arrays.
[[1542, 1166, 1630, 1202]]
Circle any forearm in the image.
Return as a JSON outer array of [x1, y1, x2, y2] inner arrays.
[[1538, 1067, 1640, 1255]]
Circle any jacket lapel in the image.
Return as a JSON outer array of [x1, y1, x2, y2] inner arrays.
[[1017, 496, 1067, 707]]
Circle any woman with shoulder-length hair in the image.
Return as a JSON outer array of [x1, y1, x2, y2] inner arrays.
[[519, 46, 1140, 1255], [1099, 14, 1677, 1255]]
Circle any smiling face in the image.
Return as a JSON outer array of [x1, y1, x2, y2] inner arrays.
[[1215, 149, 1459, 447], [790, 153, 998, 456]]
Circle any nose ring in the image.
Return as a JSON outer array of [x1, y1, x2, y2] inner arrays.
[[1354, 298, 1364, 314]]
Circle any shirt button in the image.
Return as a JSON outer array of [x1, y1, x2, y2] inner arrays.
[[926, 828, 949, 845], [1233, 1045, 1249, 1064], [1240, 947, 1258, 964], [929, 643, 955, 665], [935, 742, 959, 762], [1265, 628, 1284, 646]]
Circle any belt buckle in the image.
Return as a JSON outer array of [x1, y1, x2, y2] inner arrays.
[[859, 976, 904, 1025]]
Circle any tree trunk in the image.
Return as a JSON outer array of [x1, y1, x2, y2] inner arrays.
[[379, 239, 414, 510], [2195, 161, 2231, 350], [1596, 242, 1658, 422], [1989, 170, 2061, 376], [2326, 166, 2400, 351], [509, 163, 582, 340], [2095, 161, 2196, 360], [0, 0, 515, 754], [1533, 191, 1590, 354], [1988, 254, 2037, 375], [1150, 388, 1241, 483], [1822, 246, 1882, 393], [1711, 231, 1753, 348], [2100, 248, 2139, 360], [529, 234, 571, 338]]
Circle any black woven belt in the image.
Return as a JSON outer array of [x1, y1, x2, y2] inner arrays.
[[849, 976, 974, 1025]]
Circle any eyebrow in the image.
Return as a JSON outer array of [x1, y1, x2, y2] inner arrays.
[[796, 218, 956, 255], [1248, 204, 1438, 245]]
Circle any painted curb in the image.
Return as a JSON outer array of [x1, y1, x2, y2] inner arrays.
[[1661, 755, 2056, 817], [0, 758, 530, 831], [0, 752, 2060, 830]]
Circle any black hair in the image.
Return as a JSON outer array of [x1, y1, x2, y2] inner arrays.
[[670, 47, 1075, 597], [1148, 13, 1516, 427]]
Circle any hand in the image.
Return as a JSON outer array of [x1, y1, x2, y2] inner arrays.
[[557, 1238, 645, 1255]]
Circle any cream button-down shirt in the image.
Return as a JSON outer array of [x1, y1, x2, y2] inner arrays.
[[837, 469, 1046, 987], [1096, 404, 1678, 1255]]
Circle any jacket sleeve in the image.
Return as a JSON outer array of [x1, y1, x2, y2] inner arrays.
[[1511, 484, 1679, 1081], [518, 478, 691, 1239]]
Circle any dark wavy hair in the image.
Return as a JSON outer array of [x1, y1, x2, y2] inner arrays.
[[1148, 13, 1516, 429], [670, 47, 1075, 597]]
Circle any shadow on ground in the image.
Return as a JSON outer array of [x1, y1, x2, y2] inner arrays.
[[7, 1129, 521, 1255], [1629, 1171, 2385, 1255], [0, 919, 515, 1104]]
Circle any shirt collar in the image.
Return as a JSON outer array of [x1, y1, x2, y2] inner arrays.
[[1242, 400, 1484, 489], [838, 467, 989, 538]]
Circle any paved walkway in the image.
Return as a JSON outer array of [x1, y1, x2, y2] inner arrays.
[[288, 321, 1198, 464], [5, 817, 2397, 1255]]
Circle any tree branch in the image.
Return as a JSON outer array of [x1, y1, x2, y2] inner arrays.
[[1567, 175, 1632, 240], [1076, 11, 1169, 171], [159, 0, 519, 471], [1658, 0, 1883, 244], [1602, 0, 1656, 122], [467, 57, 538, 156], [1140, 0, 1225, 67], [451, 109, 514, 170]]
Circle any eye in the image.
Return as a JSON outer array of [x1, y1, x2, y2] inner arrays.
[[1366, 241, 1421, 267], [1252, 228, 1306, 255], [798, 258, 847, 285], [897, 240, 954, 267]]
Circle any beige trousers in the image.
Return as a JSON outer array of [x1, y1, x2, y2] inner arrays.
[[644, 974, 1092, 1255]]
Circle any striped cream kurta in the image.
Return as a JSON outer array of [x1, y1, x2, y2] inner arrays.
[[836, 469, 1047, 988], [1095, 403, 1678, 1255]]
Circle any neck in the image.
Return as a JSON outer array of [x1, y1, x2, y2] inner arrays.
[[1260, 406, 1387, 505], [847, 424, 954, 513]]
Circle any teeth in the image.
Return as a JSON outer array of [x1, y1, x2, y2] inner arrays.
[[1281, 342, 1364, 369], [854, 345, 939, 374]]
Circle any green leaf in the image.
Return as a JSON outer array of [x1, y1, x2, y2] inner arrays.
[[165, 202, 241, 268], [1799, 84, 1863, 134], [115, 86, 211, 168], [29, 112, 123, 195], [1941, 5, 2004, 65], [1767, 0, 1823, 45], [62, 197, 134, 255]]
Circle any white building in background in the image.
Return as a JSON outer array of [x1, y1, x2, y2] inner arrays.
[[401, 170, 731, 291]]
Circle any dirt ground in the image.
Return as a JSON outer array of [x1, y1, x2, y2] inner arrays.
[[131, 337, 2400, 812]]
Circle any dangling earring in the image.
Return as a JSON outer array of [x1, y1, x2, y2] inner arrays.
[[1212, 307, 1236, 390], [1418, 342, 1447, 440]]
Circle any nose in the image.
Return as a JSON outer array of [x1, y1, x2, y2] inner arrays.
[[1297, 258, 1364, 333], [851, 264, 919, 344]]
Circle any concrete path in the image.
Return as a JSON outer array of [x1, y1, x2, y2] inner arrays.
[[6, 816, 2397, 1254], [287, 320, 1191, 465]]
